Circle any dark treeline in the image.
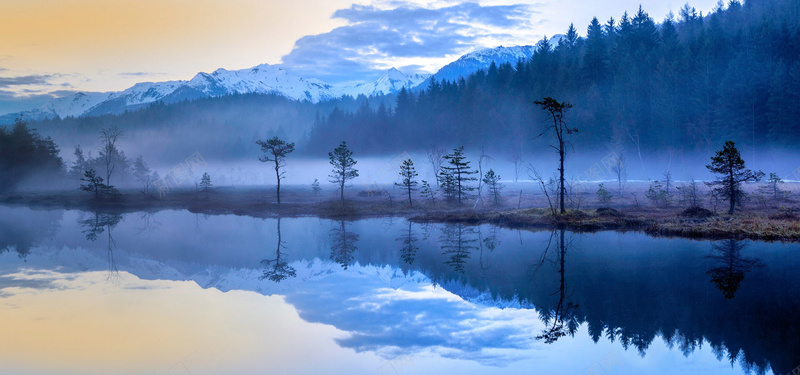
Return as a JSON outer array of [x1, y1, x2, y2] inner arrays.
[[0, 119, 64, 190], [307, 0, 800, 159], [23, 92, 391, 161]]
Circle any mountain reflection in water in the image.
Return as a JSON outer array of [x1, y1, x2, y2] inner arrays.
[[0, 206, 798, 375]]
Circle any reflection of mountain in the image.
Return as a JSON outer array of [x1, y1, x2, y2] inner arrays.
[[2, 207, 799, 374]]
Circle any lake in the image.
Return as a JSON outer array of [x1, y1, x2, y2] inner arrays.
[[0, 205, 797, 375]]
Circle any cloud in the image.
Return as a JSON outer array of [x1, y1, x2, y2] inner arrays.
[[0, 90, 58, 116], [279, 1, 538, 83], [118, 72, 168, 77], [0, 74, 55, 88]]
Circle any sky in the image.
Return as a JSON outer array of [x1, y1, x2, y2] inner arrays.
[[0, 0, 722, 115]]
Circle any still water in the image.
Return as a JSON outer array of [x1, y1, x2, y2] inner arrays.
[[0, 205, 798, 375]]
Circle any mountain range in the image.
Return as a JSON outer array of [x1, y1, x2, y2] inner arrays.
[[0, 42, 555, 124]]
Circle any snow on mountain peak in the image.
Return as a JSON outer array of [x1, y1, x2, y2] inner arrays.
[[335, 68, 430, 98], [0, 45, 534, 123], [415, 45, 535, 89]]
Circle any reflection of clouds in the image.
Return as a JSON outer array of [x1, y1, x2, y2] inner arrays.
[[0, 269, 77, 297], [283, 264, 543, 367]]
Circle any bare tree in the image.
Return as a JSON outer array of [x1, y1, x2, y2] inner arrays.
[[535, 97, 576, 214], [257, 137, 296, 204], [426, 146, 445, 187], [610, 153, 626, 194], [99, 126, 123, 186], [510, 153, 523, 184], [133, 156, 158, 196], [527, 163, 557, 215], [475, 147, 493, 207]]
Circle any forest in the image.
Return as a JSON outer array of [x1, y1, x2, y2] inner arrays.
[[307, 0, 800, 159]]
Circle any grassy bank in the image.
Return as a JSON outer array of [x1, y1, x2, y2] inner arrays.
[[3, 183, 800, 242]]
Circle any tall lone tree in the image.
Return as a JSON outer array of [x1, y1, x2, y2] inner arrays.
[[535, 97, 576, 214], [99, 126, 123, 187], [706, 141, 764, 215], [328, 141, 359, 202], [440, 146, 478, 205], [395, 159, 419, 206], [257, 137, 295, 204]]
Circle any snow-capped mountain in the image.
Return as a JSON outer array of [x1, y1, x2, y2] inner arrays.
[[336, 68, 430, 98], [8, 92, 111, 123], [418, 45, 536, 88], [0, 43, 550, 124], [0, 64, 425, 123]]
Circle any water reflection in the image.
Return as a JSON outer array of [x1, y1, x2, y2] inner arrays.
[[79, 212, 123, 282], [136, 212, 161, 234], [330, 220, 359, 269], [706, 240, 764, 299], [1, 206, 798, 375], [260, 217, 296, 283], [440, 223, 478, 274], [533, 229, 580, 344], [0, 208, 61, 259], [396, 220, 417, 265]]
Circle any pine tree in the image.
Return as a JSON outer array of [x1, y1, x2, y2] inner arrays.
[[482, 169, 503, 205], [597, 183, 613, 203], [70, 145, 87, 180], [395, 159, 418, 207], [199, 172, 213, 192], [761, 173, 784, 201], [420, 180, 435, 204], [79, 169, 106, 200], [439, 172, 457, 203], [311, 179, 321, 195], [440, 146, 478, 205], [256, 136, 295, 204], [328, 141, 359, 202], [706, 141, 764, 214]]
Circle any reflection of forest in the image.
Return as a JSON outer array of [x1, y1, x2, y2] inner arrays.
[[0, 208, 62, 259], [400, 224, 799, 375], [2, 207, 797, 375]]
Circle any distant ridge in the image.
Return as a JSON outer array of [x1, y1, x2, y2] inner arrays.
[[0, 43, 554, 124]]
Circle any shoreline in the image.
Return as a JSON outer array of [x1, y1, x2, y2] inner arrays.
[[3, 187, 800, 243]]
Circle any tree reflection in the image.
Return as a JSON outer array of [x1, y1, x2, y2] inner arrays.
[[79, 212, 123, 283], [706, 240, 763, 299], [260, 217, 296, 283], [397, 221, 418, 265], [330, 220, 359, 269], [136, 212, 161, 234], [477, 226, 500, 276], [0, 209, 61, 260], [439, 223, 478, 274], [534, 229, 580, 344]]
